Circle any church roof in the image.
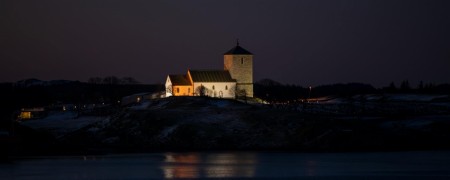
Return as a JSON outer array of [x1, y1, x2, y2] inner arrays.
[[224, 43, 253, 55], [168, 74, 191, 86], [189, 70, 236, 82]]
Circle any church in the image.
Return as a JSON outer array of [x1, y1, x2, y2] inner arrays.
[[165, 41, 254, 99]]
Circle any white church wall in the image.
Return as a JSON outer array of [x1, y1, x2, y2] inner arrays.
[[193, 82, 236, 98]]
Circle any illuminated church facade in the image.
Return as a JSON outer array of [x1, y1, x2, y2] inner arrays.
[[165, 42, 254, 99]]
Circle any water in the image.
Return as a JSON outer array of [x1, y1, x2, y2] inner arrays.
[[1, 151, 450, 179]]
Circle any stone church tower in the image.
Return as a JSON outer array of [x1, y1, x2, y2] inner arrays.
[[224, 41, 254, 97]]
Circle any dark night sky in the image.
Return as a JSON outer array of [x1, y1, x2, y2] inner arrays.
[[1, 0, 450, 87]]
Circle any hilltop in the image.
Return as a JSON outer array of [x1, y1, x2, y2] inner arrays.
[[8, 95, 450, 155]]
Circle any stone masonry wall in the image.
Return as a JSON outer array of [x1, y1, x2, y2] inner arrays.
[[224, 54, 253, 97]]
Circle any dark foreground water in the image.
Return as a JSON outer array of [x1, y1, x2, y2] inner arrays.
[[1, 151, 450, 179]]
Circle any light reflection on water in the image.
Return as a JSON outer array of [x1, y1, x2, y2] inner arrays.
[[1, 151, 450, 179], [162, 153, 256, 178], [306, 160, 317, 176]]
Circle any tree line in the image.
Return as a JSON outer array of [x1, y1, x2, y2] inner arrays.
[[87, 76, 139, 85], [254, 79, 450, 103], [383, 80, 449, 94]]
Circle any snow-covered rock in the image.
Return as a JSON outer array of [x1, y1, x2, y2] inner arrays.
[[21, 111, 108, 138]]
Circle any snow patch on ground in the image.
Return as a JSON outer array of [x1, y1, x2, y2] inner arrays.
[[212, 100, 231, 108], [148, 100, 169, 110], [322, 98, 346, 104], [380, 115, 450, 129], [159, 125, 179, 140], [386, 94, 448, 102], [102, 136, 119, 144], [128, 101, 151, 110], [21, 111, 107, 138], [322, 94, 449, 103]]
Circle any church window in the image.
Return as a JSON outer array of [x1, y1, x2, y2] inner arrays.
[[212, 85, 215, 90], [188, 88, 190, 94], [225, 85, 228, 90], [241, 58, 244, 64], [177, 88, 179, 93]]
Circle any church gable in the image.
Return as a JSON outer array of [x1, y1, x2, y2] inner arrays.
[[166, 75, 193, 97], [168, 74, 191, 86]]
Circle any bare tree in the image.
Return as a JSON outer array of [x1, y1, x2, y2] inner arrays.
[[195, 85, 207, 96], [228, 85, 236, 97], [103, 76, 120, 85], [121, 77, 139, 84], [236, 89, 247, 103], [400, 80, 411, 92], [166, 85, 173, 96], [88, 77, 103, 84]]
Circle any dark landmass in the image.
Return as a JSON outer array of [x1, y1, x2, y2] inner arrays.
[[0, 79, 163, 131], [1, 79, 450, 157], [5, 96, 450, 157]]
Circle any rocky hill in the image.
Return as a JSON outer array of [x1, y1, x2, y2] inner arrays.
[[64, 97, 306, 151], [9, 96, 450, 155]]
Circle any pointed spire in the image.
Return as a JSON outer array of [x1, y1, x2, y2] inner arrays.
[[224, 39, 252, 55]]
